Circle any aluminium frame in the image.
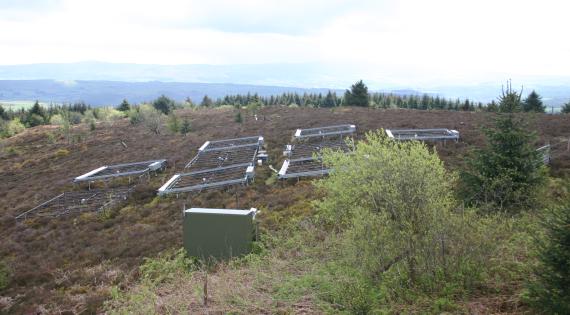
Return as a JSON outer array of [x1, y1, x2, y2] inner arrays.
[[385, 128, 460, 141], [73, 159, 167, 183], [15, 187, 133, 220], [293, 124, 356, 140], [158, 164, 255, 196]]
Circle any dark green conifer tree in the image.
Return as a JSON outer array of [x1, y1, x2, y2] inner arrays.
[[461, 112, 546, 211], [200, 95, 213, 107], [153, 95, 175, 114], [343, 80, 369, 107], [523, 90, 545, 113], [117, 99, 131, 112]]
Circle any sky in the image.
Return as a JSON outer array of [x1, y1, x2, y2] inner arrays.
[[0, 0, 569, 87]]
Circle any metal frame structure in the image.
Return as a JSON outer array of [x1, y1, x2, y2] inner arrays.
[[537, 144, 551, 164], [278, 157, 330, 179], [198, 136, 264, 152], [158, 164, 255, 196], [284, 140, 352, 161], [185, 145, 259, 170], [279, 125, 355, 180], [385, 128, 460, 141], [74, 159, 167, 183], [185, 136, 263, 169], [293, 124, 356, 140], [15, 187, 133, 220]]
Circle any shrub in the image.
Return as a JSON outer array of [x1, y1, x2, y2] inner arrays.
[[26, 113, 45, 127], [180, 118, 191, 136], [527, 206, 570, 313], [561, 102, 570, 114], [69, 111, 83, 125], [129, 105, 164, 134], [49, 114, 65, 125], [0, 261, 9, 290], [55, 149, 70, 157], [139, 249, 195, 285], [167, 113, 180, 133], [97, 107, 124, 125], [1, 118, 25, 138], [235, 111, 243, 123], [316, 131, 488, 294]]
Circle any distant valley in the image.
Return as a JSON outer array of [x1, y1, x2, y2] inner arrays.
[[0, 62, 569, 107]]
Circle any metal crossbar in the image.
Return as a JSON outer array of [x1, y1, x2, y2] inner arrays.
[[16, 187, 133, 219], [74, 159, 166, 183], [385, 128, 460, 141]]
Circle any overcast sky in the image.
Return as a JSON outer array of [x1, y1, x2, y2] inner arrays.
[[0, 0, 569, 86]]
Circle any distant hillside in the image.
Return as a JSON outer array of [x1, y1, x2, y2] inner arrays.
[[0, 62, 569, 106], [0, 80, 345, 106]]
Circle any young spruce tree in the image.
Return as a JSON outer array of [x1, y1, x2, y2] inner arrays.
[[461, 85, 547, 211], [523, 90, 545, 113]]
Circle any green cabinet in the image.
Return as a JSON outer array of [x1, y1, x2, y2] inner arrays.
[[183, 208, 257, 259]]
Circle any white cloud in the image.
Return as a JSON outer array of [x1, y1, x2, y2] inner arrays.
[[0, 0, 569, 86]]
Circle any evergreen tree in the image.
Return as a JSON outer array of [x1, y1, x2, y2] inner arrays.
[[167, 113, 180, 133], [322, 91, 337, 108], [560, 101, 570, 114], [152, 95, 175, 114], [523, 90, 545, 113], [461, 113, 546, 211], [201, 95, 213, 107], [343, 80, 369, 107], [235, 111, 243, 123], [498, 81, 523, 113], [487, 100, 499, 112], [0, 105, 7, 120], [180, 118, 191, 136], [184, 97, 195, 107], [26, 100, 46, 127], [117, 99, 131, 112], [528, 206, 570, 313]]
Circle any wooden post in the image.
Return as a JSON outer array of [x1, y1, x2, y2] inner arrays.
[[203, 272, 208, 306], [235, 190, 239, 208]]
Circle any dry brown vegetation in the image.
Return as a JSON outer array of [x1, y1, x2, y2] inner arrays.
[[1, 106, 570, 313]]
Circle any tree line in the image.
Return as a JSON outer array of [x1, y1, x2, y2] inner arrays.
[[2, 80, 569, 139], [205, 80, 569, 113]]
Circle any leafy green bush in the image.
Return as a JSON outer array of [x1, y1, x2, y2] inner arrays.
[[527, 206, 570, 314], [167, 113, 180, 133], [315, 131, 493, 298], [0, 118, 25, 138], [128, 105, 164, 134], [139, 249, 195, 285]]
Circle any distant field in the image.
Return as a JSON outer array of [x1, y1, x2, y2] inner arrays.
[[0, 100, 51, 110]]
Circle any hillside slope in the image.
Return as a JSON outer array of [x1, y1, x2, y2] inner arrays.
[[1, 107, 569, 313]]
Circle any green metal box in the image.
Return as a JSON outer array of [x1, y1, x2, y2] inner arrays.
[[183, 208, 257, 259]]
